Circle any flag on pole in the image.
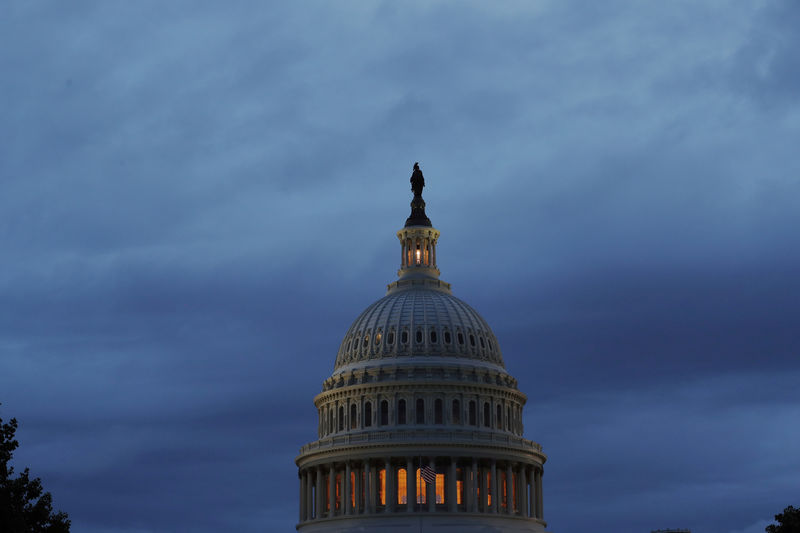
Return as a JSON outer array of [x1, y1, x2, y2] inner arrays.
[[421, 465, 437, 484]]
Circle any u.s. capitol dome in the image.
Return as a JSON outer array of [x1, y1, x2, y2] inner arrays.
[[295, 163, 549, 533]]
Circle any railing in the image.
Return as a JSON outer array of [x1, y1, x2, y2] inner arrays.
[[297, 429, 542, 455]]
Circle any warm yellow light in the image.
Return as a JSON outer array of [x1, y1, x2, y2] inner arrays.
[[415, 249, 421, 264], [398, 468, 407, 505]]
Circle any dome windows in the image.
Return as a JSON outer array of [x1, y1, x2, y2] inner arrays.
[[364, 402, 372, 427], [443, 331, 451, 344], [375, 331, 382, 345], [415, 399, 425, 424], [457, 332, 464, 345], [479, 336, 485, 349], [363, 333, 370, 347], [387, 330, 395, 345], [415, 330, 423, 343], [397, 399, 406, 424], [380, 400, 389, 426], [430, 330, 437, 343], [401, 330, 409, 344], [469, 334, 476, 347]]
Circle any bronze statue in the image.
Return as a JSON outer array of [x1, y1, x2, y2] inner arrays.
[[410, 162, 425, 197]]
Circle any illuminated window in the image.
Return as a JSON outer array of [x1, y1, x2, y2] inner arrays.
[[436, 473, 445, 504], [363, 334, 369, 347], [364, 402, 372, 427], [350, 404, 357, 429], [397, 468, 407, 505], [487, 471, 492, 506], [452, 399, 461, 424], [469, 401, 477, 426], [380, 400, 389, 426], [335, 473, 342, 510], [379, 469, 386, 506], [434, 399, 443, 424], [415, 469, 426, 504], [456, 468, 464, 506], [416, 398, 425, 424], [350, 471, 356, 509], [501, 470, 508, 509], [375, 331, 382, 345], [398, 399, 406, 424], [484, 402, 491, 427]]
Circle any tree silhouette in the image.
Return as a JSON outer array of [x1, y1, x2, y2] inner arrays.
[[1, 409, 70, 532], [766, 505, 800, 533]]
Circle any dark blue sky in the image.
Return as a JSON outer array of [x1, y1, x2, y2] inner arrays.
[[2, 2, 799, 532]]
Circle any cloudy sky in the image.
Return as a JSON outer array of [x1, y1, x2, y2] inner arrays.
[[2, 1, 799, 532]]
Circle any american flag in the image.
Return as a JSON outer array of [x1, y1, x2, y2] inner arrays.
[[421, 465, 437, 484]]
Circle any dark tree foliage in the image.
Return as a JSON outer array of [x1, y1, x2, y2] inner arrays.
[[1, 411, 70, 532], [766, 505, 800, 533]]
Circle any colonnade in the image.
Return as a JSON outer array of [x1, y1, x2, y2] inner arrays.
[[298, 456, 543, 523]]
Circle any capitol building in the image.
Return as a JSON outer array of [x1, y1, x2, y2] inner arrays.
[[295, 164, 549, 532]]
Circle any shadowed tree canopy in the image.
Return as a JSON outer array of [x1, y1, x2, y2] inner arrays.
[[1, 410, 70, 532], [766, 505, 800, 533]]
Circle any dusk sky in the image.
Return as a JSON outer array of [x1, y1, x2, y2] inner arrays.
[[2, 1, 799, 532]]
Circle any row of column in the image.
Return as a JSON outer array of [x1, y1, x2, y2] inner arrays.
[[401, 236, 436, 268], [298, 457, 543, 523]]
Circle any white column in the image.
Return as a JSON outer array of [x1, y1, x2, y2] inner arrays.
[[490, 460, 498, 514], [344, 461, 352, 515], [448, 458, 457, 513], [315, 467, 324, 519], [407, 457, 415, 512], [328, 464, 336, 516], [364, 461, 372, 514], [505, 464, 513, 514], [470, 459, 478, 512], [519, 465, 525, 515], [299, 471, 305, 522], [427, 458, 436, 512], [536, 469, 543, 519]]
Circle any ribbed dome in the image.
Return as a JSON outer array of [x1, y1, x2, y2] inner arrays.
[[334, 286, 505, 370]]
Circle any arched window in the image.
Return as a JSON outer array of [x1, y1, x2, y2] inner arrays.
[[416, 330, 423, 343], [434, 399, 443, 424], [363, 333, 370, 347], [444, 331, 451, 344], [397, 468, 408, 505], [469, 400, 477, 426], [328, 408, 333, 434], [364, 402, 372, 427], [401, 331, 409, 344], [350, 404, 357, 429], [387, 331, 395, 345], [398, 399, 406, 424], [430, 330, 437, 343], [375, 331, 382, 345], [380, 400, 389, 426], [452, 399, 461, 424], [469, 334, 476, 347], [338, 405, 344, 432], [416, 398, 425, 424], [457, 332, 464, 345], [479, 336, 485, 348], [496, 404, 503, 429], [483, 402, 491, 427], [506, 406, 511, 429]]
